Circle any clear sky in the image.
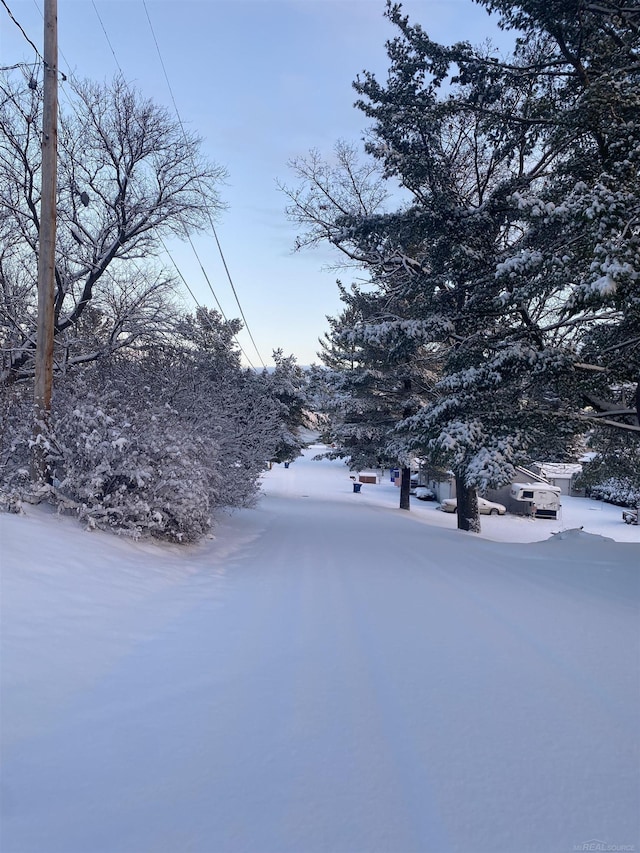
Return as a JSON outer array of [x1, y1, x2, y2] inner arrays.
[[2, 0, 514, 367]]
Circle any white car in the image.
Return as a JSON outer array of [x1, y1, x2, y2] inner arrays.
[[414, 486, 436, 501], [440, 497, 507, 515]]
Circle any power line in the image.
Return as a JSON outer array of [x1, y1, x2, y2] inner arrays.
[[0, 62, 34, 71], [141, 0, 267, 369], [73, 4, 238, 354], [2, 0, 67, 85], [183, 232, 230, 319], [89, 0, 264, 368], [90, 0, 122, 73], [1, 0, 42, 60], [159, 237, 257, 370]]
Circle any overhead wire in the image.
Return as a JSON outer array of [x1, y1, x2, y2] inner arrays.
[[90, 0, 122, 71], [141, 0, 267, 369], [1, 0, 42, 60], [89, 0, 265, 368], [160, 236, 257, 370], [0, 1, 43, 119], [88, 0, 258, 369], [159, 241, 257, 370], [0, 62, 35, 71]]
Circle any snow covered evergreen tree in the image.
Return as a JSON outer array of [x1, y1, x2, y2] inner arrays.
[[286, 18, 552, 529], [261, 350, 311, 465], [577, 426, 640, 507], [318, 282, 439, 510], [160, 309, 286, 510], [468, 0, 640, 435]]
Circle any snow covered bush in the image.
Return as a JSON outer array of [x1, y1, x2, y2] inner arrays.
[[1, 299, 311, 540], [576, 429, 640, 507], [49, 382, 216, 542], [201, 371, 283, 509], [587, 479, 640, 508], [0, 383, 32, 504]]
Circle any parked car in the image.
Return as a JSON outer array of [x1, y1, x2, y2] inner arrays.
[[414, 486, 436, 501], [622, 507, 638, 525], [440, 497, 507, 515]]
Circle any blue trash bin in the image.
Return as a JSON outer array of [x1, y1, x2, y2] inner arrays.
[[284, 462, 290, 468], [353, 482, 362, 493]]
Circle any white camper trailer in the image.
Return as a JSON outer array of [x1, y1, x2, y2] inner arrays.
[[510, 483, 562, 519]]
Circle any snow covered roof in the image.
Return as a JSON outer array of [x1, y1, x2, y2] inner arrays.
[[534, 462, 583, 477], [511, 482, 562, 493]]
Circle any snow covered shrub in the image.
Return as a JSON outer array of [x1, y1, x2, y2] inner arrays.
[[1, 304, 306, 538], [49, 383, 216, 542], [588, 479, 640, 508], [0, 489, 23, 514], [202, 371, 284, 508], [577, 430, 640, 507], [0, 383, 32, 509]]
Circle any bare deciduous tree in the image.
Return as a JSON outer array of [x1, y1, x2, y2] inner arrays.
[[0, 71, 226, 381]]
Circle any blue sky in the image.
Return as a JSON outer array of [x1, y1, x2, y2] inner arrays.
[[2, 0, 514, 366]]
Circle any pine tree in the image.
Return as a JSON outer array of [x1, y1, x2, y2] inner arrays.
[[318, 281, 439, 510], [469, 0, 640, 434], [345, 10, 556, 530], [261, 350, 311, 465]]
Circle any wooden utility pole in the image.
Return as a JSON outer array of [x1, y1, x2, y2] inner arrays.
[[32, 0, 58, 484]]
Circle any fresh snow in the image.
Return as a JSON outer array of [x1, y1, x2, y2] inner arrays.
[[1, 445, 638, 853]]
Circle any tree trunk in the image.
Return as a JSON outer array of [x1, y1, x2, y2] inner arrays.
[[399, 466, 411, 511], [455, 473, 480, 533]]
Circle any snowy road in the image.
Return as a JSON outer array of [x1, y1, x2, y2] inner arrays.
[[1, 448, 639, 853]]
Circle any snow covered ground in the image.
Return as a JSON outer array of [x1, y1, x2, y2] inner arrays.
[[1, 446, 638, 853]]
